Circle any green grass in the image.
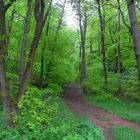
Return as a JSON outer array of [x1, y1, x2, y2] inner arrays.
[[85, 94, 140, 124], [112, 126, 140, 140]]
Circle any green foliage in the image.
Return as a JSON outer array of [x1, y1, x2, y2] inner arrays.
[[121, 71, 140, 101], [112, 126, 140, 140], [42, 83, 62, 96], [93, 94, 121, 103], [13, 86, 58, 131], [84, 59, 118, 95], [45, 118, 105, 140]]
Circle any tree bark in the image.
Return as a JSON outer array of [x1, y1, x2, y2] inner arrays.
[[117, 0, 121, 73], [20, 0, 32, 84], [0, 1, 11, 123], [77, 0, 87, 83], [126, 0, 140, 84], [97, 0, 108, 88], [46, 0, 66, 79], [16, 0, 53, 103], [40, 13, 51, 87]]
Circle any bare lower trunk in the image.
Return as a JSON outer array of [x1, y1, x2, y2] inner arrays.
[[77, 0, 87, 83], [0, 3, 10, 123], [20, 0, 32, 84], [46, 0, 66, 79], [97, 0, 108, 87], [126, 0, 140, 84], [40, 40, 46, 87], [117, 0, 121, 73], [40, 12, 51, 87], [17, 28, 42, 102], [16, 0, 53, 103]]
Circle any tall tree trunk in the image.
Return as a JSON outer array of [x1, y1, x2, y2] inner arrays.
[[98, 29, 101, 57], [0, 2, 11, 123], [16, 0, 53, 103], [97, 0, 108, 88], [126, 0, 140, 84], [20, 0, 32, 84], [7, 5, 15, 45], [77, 0, 87, 83], [46, 0, 66, 79], [117, 0, 121, 73], [40, 14, 51, 87]]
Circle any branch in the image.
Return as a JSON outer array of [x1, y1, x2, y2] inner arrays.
[[43, 0, 53, 25], [104, 2, 131, 33], [4, 0, 16, 11]]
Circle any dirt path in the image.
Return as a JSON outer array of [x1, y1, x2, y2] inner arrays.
[[62, 84, 140, 140]]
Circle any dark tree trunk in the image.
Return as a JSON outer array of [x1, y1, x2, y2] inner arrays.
[[46, 0, 66, 79], [0, 2, 11, 123], [97, 0, 108, 88], [77, 0, 87, 83], [16, 0, 53, 103], [7, 5, 15, 45], [98, 29, 101, 57], [117, 0, 121, 73], [126, 0, 140, 84], [20, 0, 32, 84], [40, 11, 51, 87]]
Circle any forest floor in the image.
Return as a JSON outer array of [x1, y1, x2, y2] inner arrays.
[[62, 84, 140, 140]]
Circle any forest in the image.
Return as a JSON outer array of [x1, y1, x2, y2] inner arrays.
[[0, 0, 140, 139]]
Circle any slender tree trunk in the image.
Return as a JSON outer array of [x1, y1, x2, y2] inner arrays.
[[46, 0, 66, 79], [40, 11, 51, 87], [20, 0, 32, 84], [117, 0, 121, 73], [7, 5, 15, 45], [97, 0, 108, 87], [40, 41, 45, 87], [0, 2, 10, 123], [126, 0, 140, 84], [98, 29, 101, 57], [77, 1, 87, 83], [17, 31, 42, 102]]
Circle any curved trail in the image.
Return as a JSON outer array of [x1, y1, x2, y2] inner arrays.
[[62, 84, 140, 140]]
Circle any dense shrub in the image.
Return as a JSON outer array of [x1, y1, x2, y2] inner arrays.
[[13, 86, 59, 131]]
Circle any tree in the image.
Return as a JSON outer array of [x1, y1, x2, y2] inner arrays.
[[20, 0, 32, 84], [0, 0, 15, 123], [97, 0, 108, 88], [117, 0, 121, 73], [77, 0, 87, 83], [126, 0, 140, 84], [16, 0, 53, 103]]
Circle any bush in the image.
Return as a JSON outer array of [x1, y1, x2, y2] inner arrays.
[[13, 86, 58, 131], [94, 94, 121, 103]]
